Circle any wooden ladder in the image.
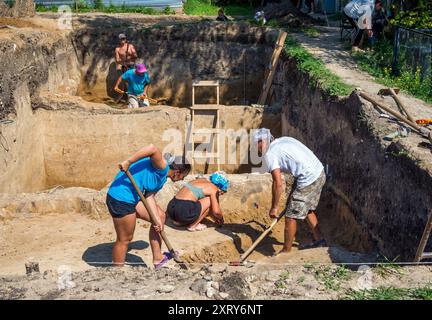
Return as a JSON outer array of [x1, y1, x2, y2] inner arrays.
[[189, 80, 221, 174], [257, 30, 287, 106], [414, 212, 432, 262]]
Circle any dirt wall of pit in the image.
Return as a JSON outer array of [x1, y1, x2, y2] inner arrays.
[[34, 103, 280, 190], [272, 52, 432, 261], [0, 27, 80, 193], [74, 22, 278, 106]]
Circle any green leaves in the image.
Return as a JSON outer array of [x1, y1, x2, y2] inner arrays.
[[284, 37, 353, 97], [391, 1, 432, 30]]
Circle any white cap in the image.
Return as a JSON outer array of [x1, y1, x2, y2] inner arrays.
[[252, 128, 274, 144]]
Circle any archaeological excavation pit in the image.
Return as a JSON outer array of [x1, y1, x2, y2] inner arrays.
[[1, 16, 431, 275]]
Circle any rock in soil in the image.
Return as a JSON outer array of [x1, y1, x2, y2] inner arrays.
[[211, 281, 220, 291], [190, 279, 210, 295], [219, 272, 251, 300], [157, 284, 175, 293], [206, 287, 216, 298], [219, 292, 229, 299]]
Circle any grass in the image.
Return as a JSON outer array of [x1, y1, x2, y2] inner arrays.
[[301, 26, 320, 38], [37, 0, 254, 16], [344, 285, 432, 300], [374, 256, 403, 278], [306, 264, 351, 291], [284, 36, 353, 97], [183, 0, 255, 17], [351, 39, 432, 104], [36, 3, 176, 15]]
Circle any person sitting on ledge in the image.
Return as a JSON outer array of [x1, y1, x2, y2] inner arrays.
[[167, 172, 229, 232], [216, 8, 229, 21]]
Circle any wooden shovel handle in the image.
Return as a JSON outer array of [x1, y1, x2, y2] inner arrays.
[[119, 165, 176, 253]]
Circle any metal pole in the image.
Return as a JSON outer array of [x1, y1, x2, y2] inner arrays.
[[392, 0, 404, 76], [391, 26, 400, 76]]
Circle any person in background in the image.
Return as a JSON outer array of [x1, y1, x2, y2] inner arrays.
[[343, 0, 381, 51], [114, 63, 151, 108], [371, 1, 388, 43], [294, 0, 315, 14], [115, 33, 138, 73], [216, 8, 229, 21], [254, 10, 267, 25]]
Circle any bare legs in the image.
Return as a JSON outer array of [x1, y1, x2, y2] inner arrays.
[[111, 194, 166, 266], [112, 213, 136, 266], [281, 210, 323, 253], [305, 211, 322, 241], [135, 196, 166, 265], [187, 197, 212, 230]]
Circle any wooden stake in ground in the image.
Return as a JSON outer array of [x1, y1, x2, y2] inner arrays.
[[257, 31, 287, 105]]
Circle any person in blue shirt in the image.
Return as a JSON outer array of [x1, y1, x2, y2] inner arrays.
[[114, 63, 151, 108], [167, 172, 229, 232], [106, 144, 191, 268]]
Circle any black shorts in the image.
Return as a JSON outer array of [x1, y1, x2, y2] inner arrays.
[[106, 194, 136, 218], [167, 198, 202, 225]]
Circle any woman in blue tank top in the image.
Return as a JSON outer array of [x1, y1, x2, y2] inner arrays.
[[106, 144, 191, 268], [167, 172, 230, 232]]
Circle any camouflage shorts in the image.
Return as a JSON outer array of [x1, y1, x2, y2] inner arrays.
[[285, 170, 326, 220]]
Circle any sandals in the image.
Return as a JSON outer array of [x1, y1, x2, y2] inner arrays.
[[187, 223, 207, 232], [154, 251, 174, 269]]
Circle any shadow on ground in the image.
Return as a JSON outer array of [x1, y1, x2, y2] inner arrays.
[[82, 240, 149, 267]]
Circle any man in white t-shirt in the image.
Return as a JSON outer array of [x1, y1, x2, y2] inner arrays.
[[253, 128, 327, 254]]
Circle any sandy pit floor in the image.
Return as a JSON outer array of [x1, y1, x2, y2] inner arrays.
[[0, 209, 378, 277]]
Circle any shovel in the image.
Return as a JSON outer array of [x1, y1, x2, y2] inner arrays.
[[230, 211, 285, 266], [378, 88, 415, 123], [120, 165, 188, 270]]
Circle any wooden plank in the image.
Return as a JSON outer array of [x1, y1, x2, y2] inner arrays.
[[192, 85, 195, 106], [193, 80, 219, 87], [191, 104, 221, 110], [190, 109, 195, 168], [414, 212, 432, 262], [257, 31, 287, 105]]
